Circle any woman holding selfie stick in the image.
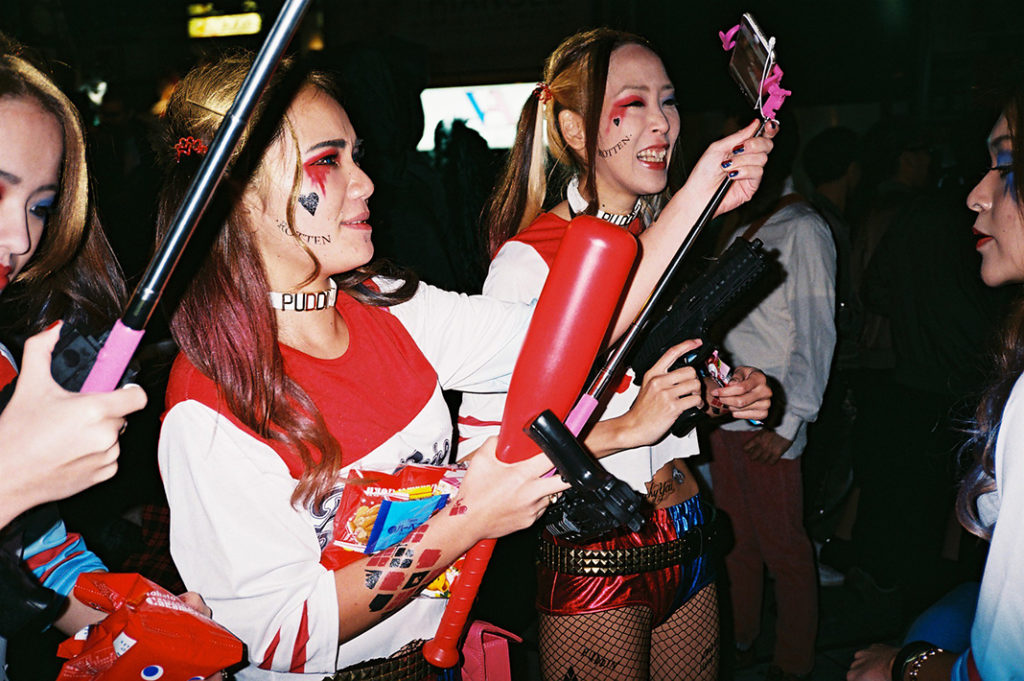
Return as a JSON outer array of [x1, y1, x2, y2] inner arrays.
[[458, 28, 775, 681]]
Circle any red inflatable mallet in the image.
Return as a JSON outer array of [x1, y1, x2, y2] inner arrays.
[[423, 215, 639, 667]]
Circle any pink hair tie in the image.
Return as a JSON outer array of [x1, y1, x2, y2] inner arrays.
[[174, 136, 208, 163], [534, 82, 553, 104]]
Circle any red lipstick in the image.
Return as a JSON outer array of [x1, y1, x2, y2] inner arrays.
[[973, 226, 993, 249], [636, 144, 669, 171], [343, 212, 372, 231], [0, 265, 10, 291]]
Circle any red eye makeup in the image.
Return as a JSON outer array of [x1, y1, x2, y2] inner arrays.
[[303, 149, 336, 195], [609, 96, 643, 128]]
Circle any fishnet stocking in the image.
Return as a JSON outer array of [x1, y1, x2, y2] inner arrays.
[[651, 582, 719, 681], [539, 606, 653, 681], [537, 583, 720, 681]]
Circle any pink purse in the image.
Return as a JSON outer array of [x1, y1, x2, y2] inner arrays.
[[459, 620, 522, 681]]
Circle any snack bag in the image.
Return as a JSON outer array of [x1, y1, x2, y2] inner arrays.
[[704, 349, 731, 385], [421, 554, 465, 599], [321, 464, 465, 570], [56, 573, 243, 680]]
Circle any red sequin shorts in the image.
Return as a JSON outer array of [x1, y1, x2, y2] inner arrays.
[[536, 493, 715, 626]]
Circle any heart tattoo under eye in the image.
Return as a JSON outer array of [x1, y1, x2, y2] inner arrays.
[[298, 192, 320, 216]]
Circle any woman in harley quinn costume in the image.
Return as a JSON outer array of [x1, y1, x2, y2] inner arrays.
[[458, 29, 774, 681], [847, 87, 1024, 681], [154, 47, 772, 680]]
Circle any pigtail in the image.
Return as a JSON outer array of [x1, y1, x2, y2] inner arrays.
[[481, 88, 548, 256]]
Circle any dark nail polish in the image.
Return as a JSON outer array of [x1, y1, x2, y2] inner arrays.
[[732, 145, 745, 154], [721, 160, 732, 169], [728, 170, 739, 178]]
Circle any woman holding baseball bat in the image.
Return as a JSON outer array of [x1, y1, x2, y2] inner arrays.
[[458, 29, 774, 681], [155, 46, 772, 679]]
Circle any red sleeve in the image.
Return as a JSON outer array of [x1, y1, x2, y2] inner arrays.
[[0, 352, 17, 391], [505, 212, 571, 270]]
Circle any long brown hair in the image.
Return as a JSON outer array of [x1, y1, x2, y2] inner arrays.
[[957, 89, 1024, 539], [156, 52, 416, 507], [0, 34, 124, 333], [481, 28, 664, 254]]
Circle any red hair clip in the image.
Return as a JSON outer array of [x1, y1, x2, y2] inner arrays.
[[174, 136, 208, 163], [534, 82, 553, 104]]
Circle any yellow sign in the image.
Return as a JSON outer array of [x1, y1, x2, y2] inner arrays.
[[188, 12, 262, 38]]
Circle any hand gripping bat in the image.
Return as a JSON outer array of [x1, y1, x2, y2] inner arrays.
[[422, 215, 639, 667]]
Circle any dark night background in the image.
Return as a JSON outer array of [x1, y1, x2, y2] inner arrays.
[[5, 0, 1024, 123], [5, 0, 1024, 286], [3, 0, 1023, 199]]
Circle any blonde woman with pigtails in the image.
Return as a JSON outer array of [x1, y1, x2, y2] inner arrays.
[[458, 28, 776, 681]]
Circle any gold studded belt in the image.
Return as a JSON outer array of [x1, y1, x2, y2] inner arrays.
[[323, 640, 438, 681], [537, 522, 716, 576]]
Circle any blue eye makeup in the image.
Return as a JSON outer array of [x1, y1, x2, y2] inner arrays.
[[29, 195, 55, 224], [995, 150, 1016, 198]]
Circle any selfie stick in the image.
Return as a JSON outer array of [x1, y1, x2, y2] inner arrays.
[[562, 143, 760, 430], [564, 18, 789, 433], [424, 217, 638, 668], [79, 0, 312, 392]]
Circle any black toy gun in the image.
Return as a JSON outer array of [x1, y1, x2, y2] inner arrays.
[[527, 410, 644, 543], [629, 236, 769, 434], [528, 240, 767, 541], [0, 326, 139, 411]]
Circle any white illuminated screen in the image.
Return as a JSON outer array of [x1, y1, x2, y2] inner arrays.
[[418, 82, 536, 151]]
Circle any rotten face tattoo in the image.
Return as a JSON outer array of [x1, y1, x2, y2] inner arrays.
[[598, 134, 631, 158], [254, 87, 374, 289], [277, 220, 332, 245], [590, 43, 680, 213]]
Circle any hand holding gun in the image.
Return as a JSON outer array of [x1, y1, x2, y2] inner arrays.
[[628, 237, 769, 434], [528, 410, 645, 543]]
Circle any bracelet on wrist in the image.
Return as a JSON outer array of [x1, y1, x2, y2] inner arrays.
[[891, 641, 944, 681]]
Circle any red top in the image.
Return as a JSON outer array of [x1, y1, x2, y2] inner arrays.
[[164, 291, 438, 478], [508, 211, 643, 270]]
